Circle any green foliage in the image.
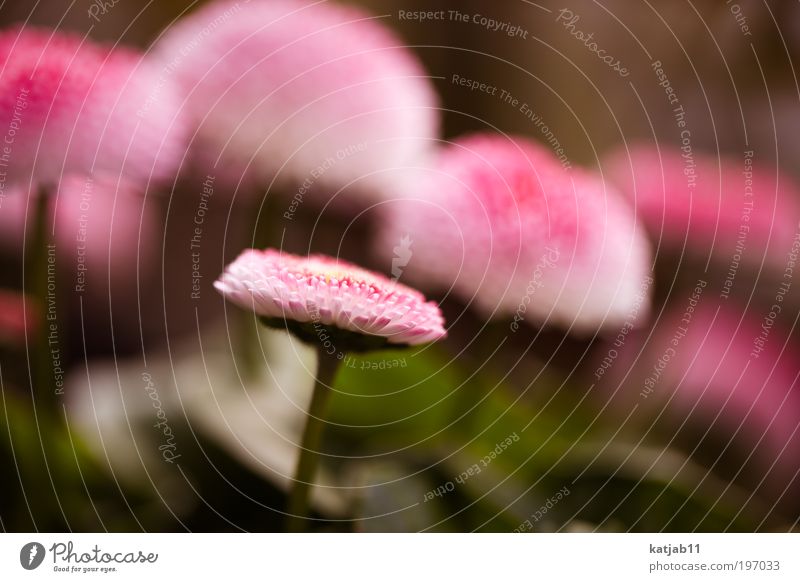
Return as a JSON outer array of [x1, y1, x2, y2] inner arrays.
[[321, 344, 784, 532]]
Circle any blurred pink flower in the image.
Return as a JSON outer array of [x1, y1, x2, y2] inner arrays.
[[602, 144, 800, 271], [154, 0, 438, 199], [0, 26, 188, 188], [607, 300, 800, 494], [378, 134, 652, 333], [214, 249, 446, 347], [0, 289, 37, 345], [0, 175, 155, 293]]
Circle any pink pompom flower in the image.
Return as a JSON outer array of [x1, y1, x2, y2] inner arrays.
[[378, 133, 652, 333], [154, 0, 438, 199], [0, 289, 38, 345], [0, 26, 188, 188], [602, 144, 800, 271], [214, 248, 447, 350], [604, 299, 800, 498], [215, 247, 447, 529], [0, 174, 155, 293]]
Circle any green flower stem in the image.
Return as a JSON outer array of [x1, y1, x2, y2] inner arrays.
[[27, 185, 55, 404], [285, 348, 342, 532], [25, 184, 69, 527]]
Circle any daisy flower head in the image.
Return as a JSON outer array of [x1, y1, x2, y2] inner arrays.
[[0, 289, 37, 345], [606, 299, 800, 496], [0, 26, 188, 187], [154, 0, 439, 200], [602, 143, 800, 271], [0, 175, 155, 290], [378, 133, 652, 333], [214, 249, 447, 351]]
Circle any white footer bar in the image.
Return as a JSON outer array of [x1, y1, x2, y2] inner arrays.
[[1, 533, 797, 580]]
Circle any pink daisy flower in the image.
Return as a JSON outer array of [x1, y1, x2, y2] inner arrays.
[[215, 247, 446, 529], [378, 133, 652, 333], [602, 144, 800, 271], [153, 0, 438, 199], [0, 289, 37, 345], [605, 300, 800, 497], [0, 174, 155, 293], [0, 26, 188, 187], [214, 249, 447, 349]]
